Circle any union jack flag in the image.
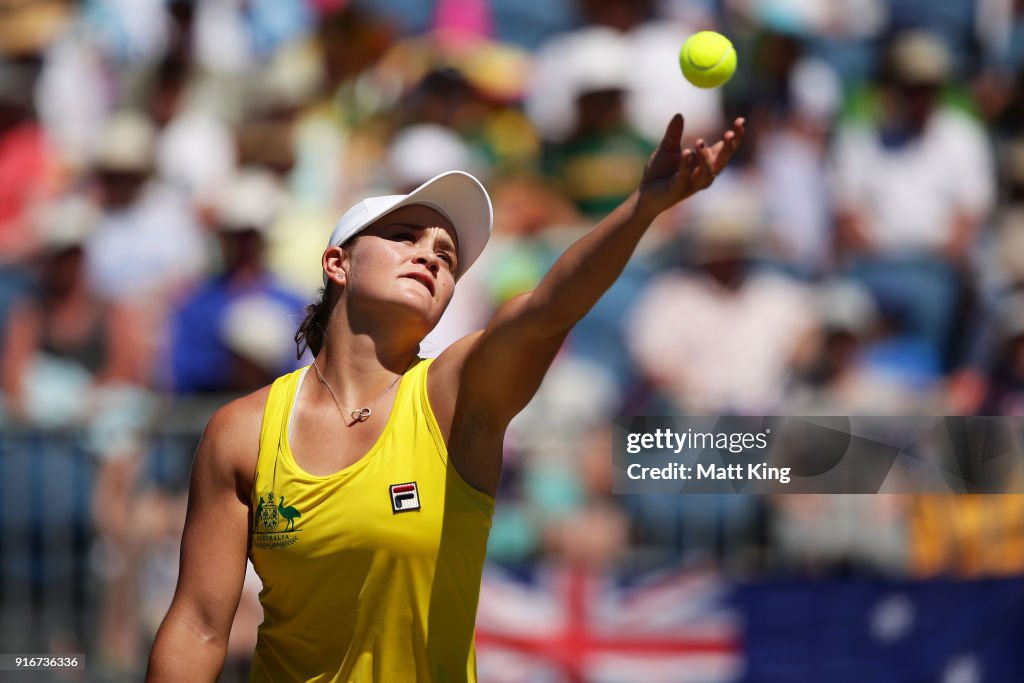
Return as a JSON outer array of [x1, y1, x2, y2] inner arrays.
[[475, 564, 743, 683]]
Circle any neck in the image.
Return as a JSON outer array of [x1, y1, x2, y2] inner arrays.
[[308, 287, 433, 408], [311, 328, 420, 410]]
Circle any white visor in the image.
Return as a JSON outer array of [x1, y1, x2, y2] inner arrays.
[[324, 170, 493, 284]]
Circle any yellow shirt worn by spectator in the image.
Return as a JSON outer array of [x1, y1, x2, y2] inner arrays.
[[911, 494, 1024, 578], [249, 358, 494, 682]]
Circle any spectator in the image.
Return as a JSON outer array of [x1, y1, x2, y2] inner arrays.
[[888, 0, 978, 65], [0, 194, 152, 453], [167, 168, 305, 394], [528, 0, 722, 147], [0, 61, 59, 265], [627, 207, 816, 414], [152, 57, 237, 204], [831, 31, 996, 370], [535, 27, 654, 218], [0, 193, 156, 673], [751, 49, 843, 276], [84, 110, 207, 305], [788, 280, 942, 414]]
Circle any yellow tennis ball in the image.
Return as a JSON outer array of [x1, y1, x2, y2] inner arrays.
[[679, 31, 737, 89]]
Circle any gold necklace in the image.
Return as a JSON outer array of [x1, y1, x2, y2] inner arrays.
[[310, 357, 405, 423]]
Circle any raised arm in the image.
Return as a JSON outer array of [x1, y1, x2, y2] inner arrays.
[[146, 392, 263, 681], [431, 115, 744, 492]]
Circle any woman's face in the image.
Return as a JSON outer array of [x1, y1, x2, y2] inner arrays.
[[335, 204, 460, 329]]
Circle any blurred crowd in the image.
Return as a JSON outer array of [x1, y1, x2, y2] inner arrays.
[[3, 0, 1024, 677]]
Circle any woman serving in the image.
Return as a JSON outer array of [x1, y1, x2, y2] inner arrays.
[[146, 113, 744, 682]]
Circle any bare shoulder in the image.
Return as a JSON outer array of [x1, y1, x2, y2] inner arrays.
[[205, 385, 271, 445], [196, 384, 273, 497]]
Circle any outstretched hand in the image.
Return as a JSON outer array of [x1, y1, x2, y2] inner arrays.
[[636, 114, 746, 217]]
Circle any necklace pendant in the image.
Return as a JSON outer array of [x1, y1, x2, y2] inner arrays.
[[351, 407, 372, 422]]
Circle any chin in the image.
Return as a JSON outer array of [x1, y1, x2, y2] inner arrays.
[[382, 293, 445, 332], [356, 281, 449, 329]]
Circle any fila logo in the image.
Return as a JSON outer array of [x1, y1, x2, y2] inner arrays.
[[390, 482, 421, 514]]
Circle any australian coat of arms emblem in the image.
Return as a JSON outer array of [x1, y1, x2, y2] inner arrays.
[[253, 491, 302, 548]]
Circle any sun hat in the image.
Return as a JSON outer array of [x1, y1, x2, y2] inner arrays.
[[817, 279, 879, 335], [94, 111, 157, 173], [33, 194, 102, 252], [221, 295, 295, 372], [324, 170, 493, 284], [887, 30, 953, 87], [215, 168, 284, 232], [386, 125, 482, 191]]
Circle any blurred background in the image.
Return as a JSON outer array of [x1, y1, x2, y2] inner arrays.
[[2, 0, 1024, 680]]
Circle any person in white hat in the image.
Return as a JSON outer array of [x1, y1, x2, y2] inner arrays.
[[148, 113, 745, 682]]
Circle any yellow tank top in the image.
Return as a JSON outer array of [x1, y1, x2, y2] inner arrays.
[[248, 358, 495, 682]]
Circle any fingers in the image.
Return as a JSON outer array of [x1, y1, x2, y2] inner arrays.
[[696, 138, 715, 172], [673, 146, 699, 191], [670, 115, 746, 194], [712, 117, 746, 173], [728, 116, 747, 150], [695, 117, 747, 179], [680, 147, 695, 174], [693, 138, 716, 187]]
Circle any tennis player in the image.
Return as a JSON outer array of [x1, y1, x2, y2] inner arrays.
[[146, 113, 744, 682]]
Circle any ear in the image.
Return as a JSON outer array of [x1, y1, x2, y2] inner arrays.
[[322, 245, 351, 287]]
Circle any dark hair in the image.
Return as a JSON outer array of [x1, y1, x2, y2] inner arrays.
[[295, 287, 331, 359], [297, 235, 359, 358]]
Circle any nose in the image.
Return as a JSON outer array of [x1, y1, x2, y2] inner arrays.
[[412, 250, 440, 274]]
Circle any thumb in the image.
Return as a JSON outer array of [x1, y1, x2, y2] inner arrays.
[[658, 114, 684, 152]]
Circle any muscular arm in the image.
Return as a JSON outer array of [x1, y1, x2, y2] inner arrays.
[[146, 390, 265, 681], [431, 115, 745, 494]]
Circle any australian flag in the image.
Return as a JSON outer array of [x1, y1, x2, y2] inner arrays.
[[738, 576, 1024, 683], [475, 564, 742, 683], [475, 565, 1024, 682]]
